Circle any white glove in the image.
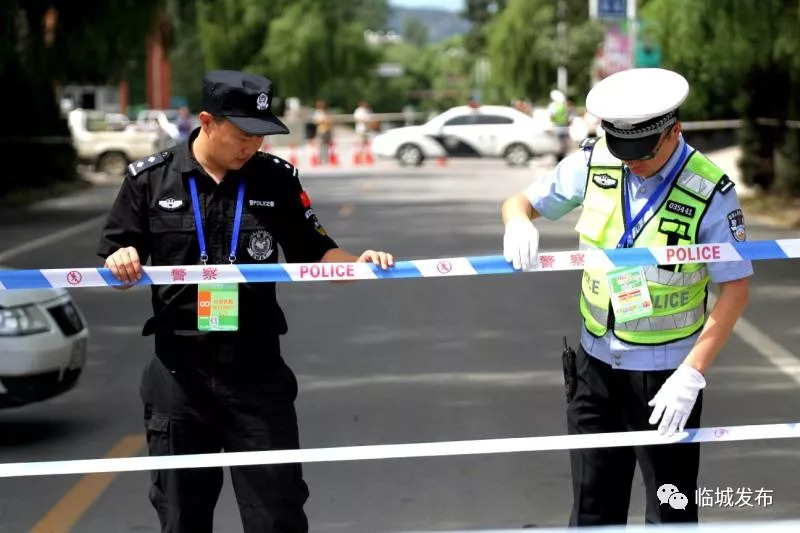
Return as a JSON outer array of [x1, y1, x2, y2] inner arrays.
[[503, 218, 540, 271], [648, 364, 706, 437]]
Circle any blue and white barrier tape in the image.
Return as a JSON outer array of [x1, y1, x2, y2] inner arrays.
[[0, 239, 798, 291], [0, 421, 797, 478]]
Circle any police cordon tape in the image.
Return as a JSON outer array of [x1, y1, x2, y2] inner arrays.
[[1, 421, 798, 478], [0, 239, 798, 290]]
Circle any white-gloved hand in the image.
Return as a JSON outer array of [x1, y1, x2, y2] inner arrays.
[[503, 218, 540, 271], [648, 364, 706, 437]]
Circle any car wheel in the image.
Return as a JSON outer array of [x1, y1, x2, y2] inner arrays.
[[397, 144, 424, 167], [96, 151, 129, 176], [505, 143, 532, 166]]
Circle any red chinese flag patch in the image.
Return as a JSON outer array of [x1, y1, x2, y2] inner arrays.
[[300, 191, 312, 208]]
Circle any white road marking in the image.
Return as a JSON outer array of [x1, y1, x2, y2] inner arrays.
[[0, 215, 107, 263]]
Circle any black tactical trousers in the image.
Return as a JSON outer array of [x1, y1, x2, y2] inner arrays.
[[141, 333, 309, 533], [567, 344, 702, 526]]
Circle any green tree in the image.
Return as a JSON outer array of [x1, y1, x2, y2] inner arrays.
[[642, 0, 800, 193], [1, 0, 164, 196], [484, 0, 602, 105], [403, 17, 429, 47], [462, 0, 507, 53], [167, 0, 205, 110]]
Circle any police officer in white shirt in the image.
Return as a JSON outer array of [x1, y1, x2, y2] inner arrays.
[[501, 68, 751, 525]]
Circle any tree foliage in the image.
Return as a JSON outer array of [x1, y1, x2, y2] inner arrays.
[[643, 0, 800, 193], [1, 0, 164, 195], [485, 0, 602, 105], [403, 17, 429, 47]]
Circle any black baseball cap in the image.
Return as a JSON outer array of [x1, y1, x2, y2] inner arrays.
[[202, 70, 289, 136]]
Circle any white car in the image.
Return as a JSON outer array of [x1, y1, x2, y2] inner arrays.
[[0, 284, 89, 408], [371, 105, 561, 166], [68, 109, 160, 175]]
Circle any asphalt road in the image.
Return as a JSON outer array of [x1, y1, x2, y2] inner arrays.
[[0, 156, 799, 532]]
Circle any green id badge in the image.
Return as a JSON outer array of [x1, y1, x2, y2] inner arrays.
[[607, 266, 654, 323], [198, 283, 239, 331]]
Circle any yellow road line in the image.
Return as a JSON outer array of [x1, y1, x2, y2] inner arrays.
[[30, 434, 146, 533]]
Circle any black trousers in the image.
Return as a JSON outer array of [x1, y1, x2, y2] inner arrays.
[[140, 333, 309, 533], [567, 344, 702, 526]]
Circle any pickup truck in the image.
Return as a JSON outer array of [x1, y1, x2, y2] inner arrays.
[[67, 109, 162, 175]]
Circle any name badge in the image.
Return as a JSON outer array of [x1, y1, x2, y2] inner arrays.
[[198, 283, 239, 331], [607, 267, 654, 323]]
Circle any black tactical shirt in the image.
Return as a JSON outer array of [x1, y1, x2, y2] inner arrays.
[[98, 128, 337, 336]]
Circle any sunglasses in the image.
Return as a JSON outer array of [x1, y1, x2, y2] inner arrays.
[[630, 128, 672, 161]]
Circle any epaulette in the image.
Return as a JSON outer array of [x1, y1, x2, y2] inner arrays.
[[257, 151, 298, 177], [128, 151, 172, 177], [579, 136, 600, 151]]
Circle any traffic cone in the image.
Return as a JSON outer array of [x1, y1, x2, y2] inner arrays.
[[308, 140, 319, 167], [288, 143, 299, 167], [328, 140, 339, 167], [352, 142, 362, 166], [436, 154, 448, 166], [363, 140, 374, 166]]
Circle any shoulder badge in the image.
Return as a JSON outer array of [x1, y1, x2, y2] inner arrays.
[[128, 152, 171, 177], [716, 174, 735, 195], [579, 137, 600, 151], [257, 151, 297, 177]]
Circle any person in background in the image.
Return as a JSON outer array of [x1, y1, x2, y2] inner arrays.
[[312, 100, 333, 164], [176, 106, 193, 142], [353, 100, 373, 160]]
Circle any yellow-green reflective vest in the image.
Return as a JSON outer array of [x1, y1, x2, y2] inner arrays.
[[577, 137, 726, 345], [551, 101, 569, 126]]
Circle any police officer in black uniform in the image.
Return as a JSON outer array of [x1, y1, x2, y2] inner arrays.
[[98, 70, 393, 533]]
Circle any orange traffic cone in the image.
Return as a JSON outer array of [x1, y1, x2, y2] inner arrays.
[[288, 143, 299, 167], [363, 140, 374, 166], [352, 142, 362, 166], [308, 140, 320, 167], [328, 140, 339, 167]]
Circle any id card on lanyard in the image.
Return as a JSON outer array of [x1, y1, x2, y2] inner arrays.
[[609, 143, 689, 323], [189, 176, 245, 332]]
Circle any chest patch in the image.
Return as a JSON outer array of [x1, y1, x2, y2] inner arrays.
[[247, 230, 274, 261], [665, 200, 696, 218], [158, 197, 185, 211], [249, 199, 275, 208], [592, 173, 618, 189]]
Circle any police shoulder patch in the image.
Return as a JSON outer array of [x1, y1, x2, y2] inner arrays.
[[727, 208, 746, 242], [127, 152, 171, 177]]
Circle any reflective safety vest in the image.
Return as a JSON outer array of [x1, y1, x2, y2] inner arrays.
[[576, 137, 727, 345], [550, 101, 569, 126]]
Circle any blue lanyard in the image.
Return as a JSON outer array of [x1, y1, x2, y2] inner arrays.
[[617, 143, 689, 248], [188, 176, 246, 264]]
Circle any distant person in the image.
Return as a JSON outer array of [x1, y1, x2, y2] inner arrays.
[[312, 100, 333, 164], [353, 100, 372, 158], [548, 89, 571, 161], [176, 106, 193, 142]]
